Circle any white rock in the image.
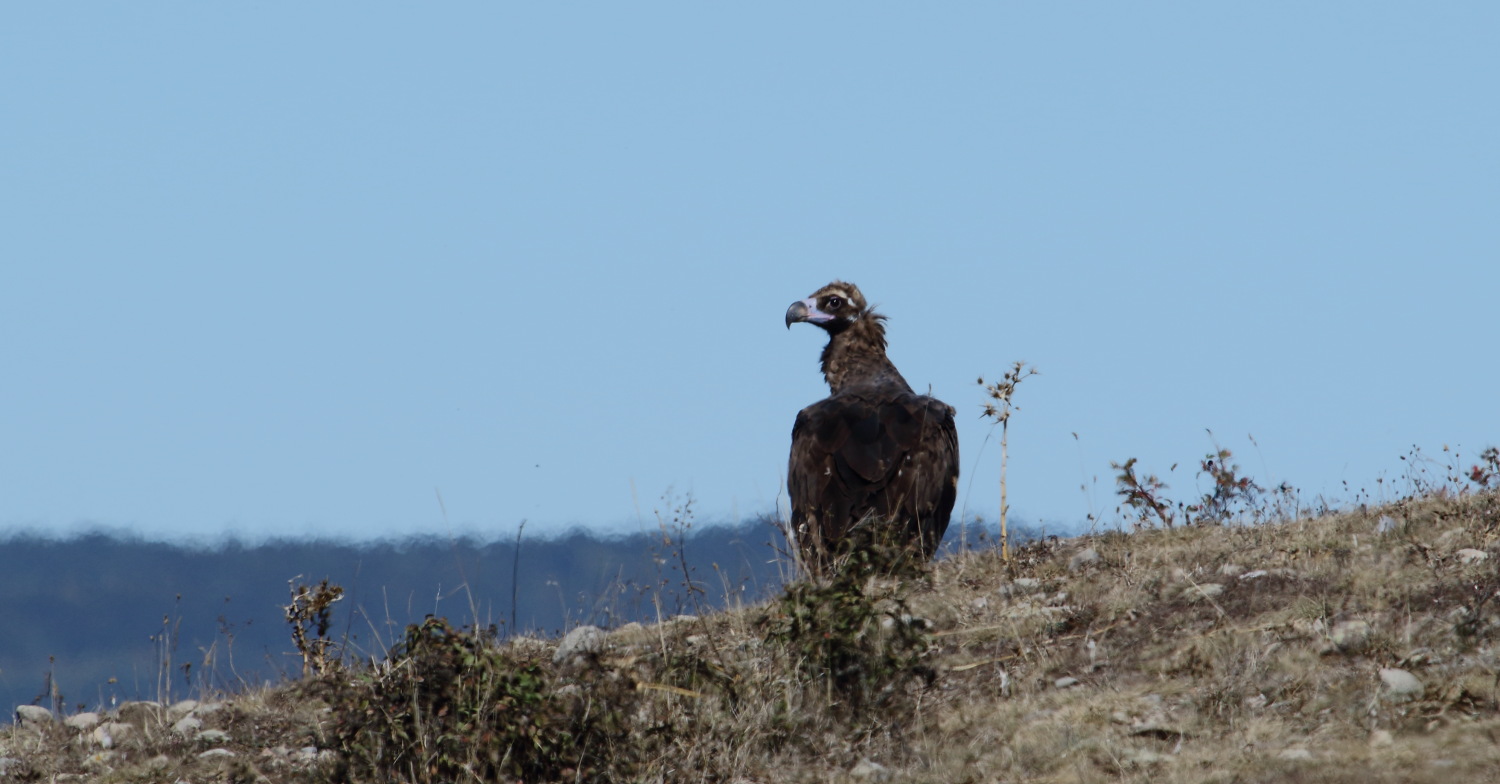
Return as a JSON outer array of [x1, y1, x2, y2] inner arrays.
[[1457, 548, 1489, 565], [1379, 668, 1424, 700], [1218, 563, 1246, 577], [14, 705, 53, 727], [1330, 620, 1372, 651], [197, 729, 232, 744], [167, 700, 199, 721], [1125, 749, 1168, 766], [1278, 748, 1314, 761], [198, 748, 236, 760], [172, 716, 204, 735], [1369, 730, 1394, 748], [91, 721, 137, 749], [114, 700, 164, 728], [65, 712, 101, 731], [553, 625, 607, 665], [849, 759, 891, 782], [608, 622, 645, 639], [1182, 583, 1225, 602], [1054, 676, 1080, 689], [1068, 548, 1099, 572]]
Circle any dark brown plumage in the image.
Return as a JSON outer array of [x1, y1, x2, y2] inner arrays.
[[784, 281, 959, 573]]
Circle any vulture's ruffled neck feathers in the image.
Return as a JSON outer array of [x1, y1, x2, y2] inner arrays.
[[819, 311, 913, 395]]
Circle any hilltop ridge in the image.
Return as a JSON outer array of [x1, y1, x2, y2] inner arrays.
[[3, 490, 1499, 782]]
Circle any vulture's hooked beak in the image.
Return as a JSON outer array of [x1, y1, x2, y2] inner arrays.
[[785, 298, 832, 329], [785, 300, 809, 329]]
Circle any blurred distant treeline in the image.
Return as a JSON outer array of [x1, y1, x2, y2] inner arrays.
[[0, 513, 1036, 716], [0, 516, 791, 715]]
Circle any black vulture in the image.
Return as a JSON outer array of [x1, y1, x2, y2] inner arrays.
[[784, 281, 958, 573]]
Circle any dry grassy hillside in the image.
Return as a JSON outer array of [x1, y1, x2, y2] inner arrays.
[[4, 489, 1499, 783]]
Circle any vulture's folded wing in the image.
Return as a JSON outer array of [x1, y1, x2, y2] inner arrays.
[[789, 390, 958, 562]]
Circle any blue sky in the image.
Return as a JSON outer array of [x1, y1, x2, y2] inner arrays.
[[3, 4, 1496, 543]]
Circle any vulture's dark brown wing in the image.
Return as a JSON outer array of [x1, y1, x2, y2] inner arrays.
[[788, 388, 958, 569]]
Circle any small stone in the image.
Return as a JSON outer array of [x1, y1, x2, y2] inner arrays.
[[115, 700, 164, 728], [1379, 668, 1423, 700], [167, 700, 199, 721], [198, 748, 236, 760], [1329, 620, 1372, 652], [998, 577, 1044, 598], [970, 596, 990, 610], [608, 622, 646, 640], [1239, 570, 1268, 581], [553, 625, 607, 665], [1124, 749, 1168, 767], [172, 716, 204, 735], [1218, 563, 1246, 577], [1369, 730, 1394, 748], [64, 712, 101, 731], [192, 701, 226, 716], [1068, 548, 1099, 572], [91, 722, 137, 749], [849, 759, 891, 782], [14, 705, 54, 727], [1457, 548, 1489, 565], [1278, 748, 1314, 761], [1182, 583, 1224, 602], [196, 729, 231, 744], [1054, 676, 1080, 689]]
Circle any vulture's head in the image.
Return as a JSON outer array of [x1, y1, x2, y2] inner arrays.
[[785, 281, 868, 334]]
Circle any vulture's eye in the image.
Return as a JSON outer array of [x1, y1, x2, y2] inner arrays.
[[826, 296, 843, 310]]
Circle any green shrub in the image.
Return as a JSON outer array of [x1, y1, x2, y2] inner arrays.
[[761, 521, 935, 717], [325, 617, 634, 784]]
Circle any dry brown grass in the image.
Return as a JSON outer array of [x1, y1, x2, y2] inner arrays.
[[5, 491, 1500, 783]]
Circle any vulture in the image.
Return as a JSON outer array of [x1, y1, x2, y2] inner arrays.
[[784, 281, 959, 573]]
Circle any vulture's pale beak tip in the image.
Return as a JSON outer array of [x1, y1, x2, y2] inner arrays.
[[785, 300, 809, 329]]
